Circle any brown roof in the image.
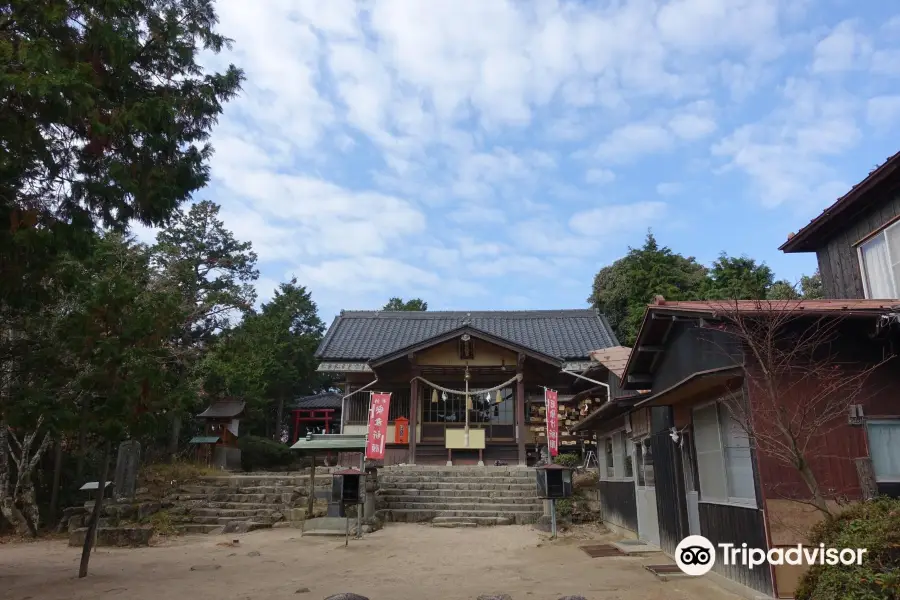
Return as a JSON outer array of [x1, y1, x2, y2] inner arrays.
[[780, 151, 900, 253], [589, 346, 632, 379], [649, 298, 900, 315], [620, 297, 900, 388]]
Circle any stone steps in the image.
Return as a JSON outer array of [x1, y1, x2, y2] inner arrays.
[[189, 515, 279, 526], [379, 493, 541, 504], [433, 516, 512, 526], [380, 501, 541, 511], [177, 524, 222, 534], [205, 501, 288, 510], [379, 476, 533, 485], [379, 481, 537, 491], [377, 508, 541, 525], [190, 507, 282, 518]]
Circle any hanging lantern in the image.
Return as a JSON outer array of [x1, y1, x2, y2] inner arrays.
[[466, 395, 472, 410], [441, 391, 448, 402], [495, 390, 503, 404], [431, 389, 438, 404]]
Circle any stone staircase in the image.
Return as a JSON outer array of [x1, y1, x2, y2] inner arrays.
[[166, 472, 333, 534], [375, 466, 544, 527]]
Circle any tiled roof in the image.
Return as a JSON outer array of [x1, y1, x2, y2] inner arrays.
[[315, 309, 619, 362], [291, 392, 343, 410]]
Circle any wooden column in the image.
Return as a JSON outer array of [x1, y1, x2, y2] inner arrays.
[[516, 353, 526, 466], [409, 369, 418, 465]]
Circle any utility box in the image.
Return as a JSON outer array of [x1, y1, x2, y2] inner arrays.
[[331, 469, 363, 505], [535, 463, 573, 499]]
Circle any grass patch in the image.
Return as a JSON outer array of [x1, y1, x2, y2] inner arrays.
[[139, 461, 220, 499], [147, 510, 179, 537]]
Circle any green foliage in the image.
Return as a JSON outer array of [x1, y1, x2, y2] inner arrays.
[[800, 270, 825, 299], [706, 253, 774, 300], [147, 510, 177, 536], [588, 232, 708, 344], [554, 453, 581, 468], [555, 498, 573, 518], [795, 498, 900, 600], [1, 0, 244, 231], [237, 435, 294, 471], [383, 297, 428, 311], [202, 278, 325, 436], [588, 232, 826, 344]]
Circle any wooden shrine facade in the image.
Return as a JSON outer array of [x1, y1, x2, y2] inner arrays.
[[314, 310, 620, 466]]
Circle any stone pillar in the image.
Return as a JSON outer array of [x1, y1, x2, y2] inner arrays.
[[516, 365, 526, 467], [113, 440, 141, 500], [409, 374, 418, 465]]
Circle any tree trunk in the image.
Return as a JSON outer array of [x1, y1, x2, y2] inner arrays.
[[275, 396, 285, 442], [49, 440, 64, 527], [76, 399, 90, 483], [0, 422, 28, 535], [79, 440, 111, 578], [798, 460, 831, 518]]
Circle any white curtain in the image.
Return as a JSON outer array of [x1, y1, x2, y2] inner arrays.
[[861, 234, 895, 298], [868, 422, 900, 480], [885, 222, 900, 297], [693, 404, 728, 501]]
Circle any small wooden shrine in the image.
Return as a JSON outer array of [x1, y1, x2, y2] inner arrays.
[[190, 398, 246, 470]]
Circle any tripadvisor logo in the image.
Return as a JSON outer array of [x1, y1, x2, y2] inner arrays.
[[675, 535, 868, 576]]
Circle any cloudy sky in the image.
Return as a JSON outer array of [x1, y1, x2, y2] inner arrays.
[[139, 0, 900, 323]]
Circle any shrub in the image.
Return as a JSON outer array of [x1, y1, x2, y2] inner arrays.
[[555, 498, 573, 518], [554, 453, 581, 468], [238, 435, 294, 471], [795, 497, 900, 600]]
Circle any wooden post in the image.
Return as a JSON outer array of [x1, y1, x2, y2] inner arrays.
[[516, 355, 526, 466], [409, 375, 418, 464], [855, 457, 878, 500], [307, 454, 316, 518]]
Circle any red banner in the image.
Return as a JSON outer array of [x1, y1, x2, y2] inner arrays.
[[365, 392, 392, 459], [545, 389, 559, 457]]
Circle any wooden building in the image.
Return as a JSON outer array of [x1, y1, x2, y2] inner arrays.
[[314, 309, 619, 466], [780, 150, 900, 299], [571, 347, 649, 540], [579, 298, 900, 598], [191, 399, 245, 470]]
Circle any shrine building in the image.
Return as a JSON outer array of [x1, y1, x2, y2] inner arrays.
[[315, 309, 619, 466]]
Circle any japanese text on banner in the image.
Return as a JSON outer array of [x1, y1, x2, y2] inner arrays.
[[545, 389, 559, 457], [366, 392, 392, 459]]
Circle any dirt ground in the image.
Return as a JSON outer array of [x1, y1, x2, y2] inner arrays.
[[0, 524, 744, 600]]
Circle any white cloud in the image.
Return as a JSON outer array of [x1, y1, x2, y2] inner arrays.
[[811, 20, 872, 73], [656, 182, 683, 196], [188, 0, 900, 315], [593, 124, 673, 164], [585, 169, 616, 185], [867, 96, 900, 127], [569, 202, 668, 237]]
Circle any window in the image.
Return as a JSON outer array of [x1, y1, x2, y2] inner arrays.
[[867, 420, 900, 482], [623, 438, 634, 478], [692, 402, 756, 506], [859, 221, 900, 298], [604, 437, 615, 478]]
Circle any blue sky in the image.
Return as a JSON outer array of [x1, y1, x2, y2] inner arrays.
[[136, 1, 900, 324]]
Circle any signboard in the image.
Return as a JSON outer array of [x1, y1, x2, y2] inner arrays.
[[365, 392, 392, 459], [545, 389, 559, 457]]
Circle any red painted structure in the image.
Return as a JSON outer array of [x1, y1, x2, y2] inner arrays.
[[292, 408, 335, 443]]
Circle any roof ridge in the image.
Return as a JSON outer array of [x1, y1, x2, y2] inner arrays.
[[338, 309, 600, 318]]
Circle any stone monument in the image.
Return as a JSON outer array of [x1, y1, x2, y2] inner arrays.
[[113, 440, 141, 500]]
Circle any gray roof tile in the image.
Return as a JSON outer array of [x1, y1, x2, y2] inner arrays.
[[315, 309, 618, 362]]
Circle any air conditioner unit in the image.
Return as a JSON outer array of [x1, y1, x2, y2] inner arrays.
[[848, 404, 865, 426]]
